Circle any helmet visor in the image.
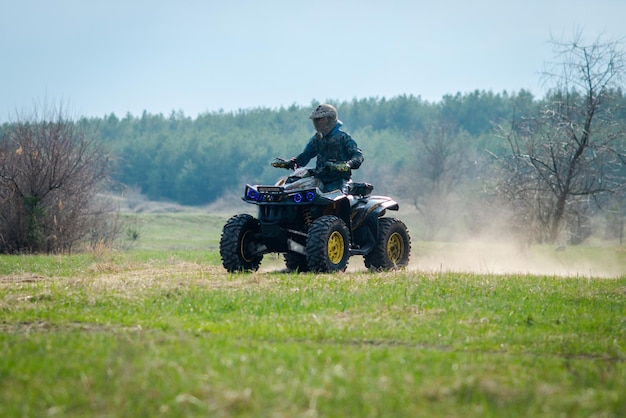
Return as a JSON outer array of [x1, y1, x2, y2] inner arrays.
[[313, 117, 329, 134]]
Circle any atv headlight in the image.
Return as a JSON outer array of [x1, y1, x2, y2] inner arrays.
[[292, 193, 303, 203], [246, 188, 259, 201], [305, 191, 316, 202]]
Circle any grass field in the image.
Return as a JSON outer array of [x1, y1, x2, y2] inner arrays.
[[1, 212, 625, 417]]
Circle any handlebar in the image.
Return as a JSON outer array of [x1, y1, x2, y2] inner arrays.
[[271, 158, 349, 173]]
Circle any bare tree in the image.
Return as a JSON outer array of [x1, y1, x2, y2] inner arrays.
[[0, 107, 113, 253], [398, 121, 470, 240], [492, 31, 626, 244]]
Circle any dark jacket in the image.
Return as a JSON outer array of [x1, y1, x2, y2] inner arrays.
[[294, 121, 364, 184]]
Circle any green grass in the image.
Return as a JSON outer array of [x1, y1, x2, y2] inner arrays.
[[1, 212, 625, 417], [121, 212, 233, 251]]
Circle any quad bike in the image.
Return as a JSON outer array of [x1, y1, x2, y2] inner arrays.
[[219, 158, 411, 273]]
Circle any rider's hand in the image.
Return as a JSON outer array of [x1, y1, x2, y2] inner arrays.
[[271, 158, 296, 169], [333, 162, 350, 172]]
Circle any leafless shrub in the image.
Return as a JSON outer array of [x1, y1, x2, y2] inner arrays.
[[0, 107, 113, 253]]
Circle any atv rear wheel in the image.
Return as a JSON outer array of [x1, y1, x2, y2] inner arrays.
[[364, 218, 411, 270], [220, 214, 263, 272], [284, 252, 309, 273], [306, 215, 350, 273]]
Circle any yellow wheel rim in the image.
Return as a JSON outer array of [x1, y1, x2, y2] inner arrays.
[[387, 232, 404, 264], [240, 230, 254, 262], [327, 231, 345, 265]]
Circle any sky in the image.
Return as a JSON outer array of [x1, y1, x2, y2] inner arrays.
[[1, 0, 626, 122]]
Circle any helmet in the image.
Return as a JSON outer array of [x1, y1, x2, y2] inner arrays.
[[310, 104, 338, 136], [310, 104, 337, 120]]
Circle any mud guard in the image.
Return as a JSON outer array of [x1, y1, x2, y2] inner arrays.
[[349, 197, 399, 255]]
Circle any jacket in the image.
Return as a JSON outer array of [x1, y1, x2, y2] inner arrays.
[[294, 121, 364, 184]]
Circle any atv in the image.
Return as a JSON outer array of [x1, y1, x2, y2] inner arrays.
[[219, 159, 411, 273]]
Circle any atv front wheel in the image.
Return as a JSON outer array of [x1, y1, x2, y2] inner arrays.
[[306, 215, 350, 273], [220, 214, 263, 272], [364, 218, 411, 270]]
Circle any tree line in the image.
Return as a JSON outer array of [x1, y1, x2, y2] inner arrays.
[[83, 89, 537, 205]]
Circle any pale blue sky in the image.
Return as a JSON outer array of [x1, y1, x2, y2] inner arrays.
[[1, 0, 625, 122]]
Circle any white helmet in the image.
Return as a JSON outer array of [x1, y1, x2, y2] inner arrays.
[[310, 104, 337, 120], [309, 104, 338, 136]]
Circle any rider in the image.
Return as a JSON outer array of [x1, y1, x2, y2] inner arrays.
[[273, 104, 364, 193]]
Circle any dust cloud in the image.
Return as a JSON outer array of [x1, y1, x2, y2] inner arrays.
[[393, 200, 625, 278], [408, 239, 624, 278]]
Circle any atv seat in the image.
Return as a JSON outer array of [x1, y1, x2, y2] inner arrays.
[[348, 182, 374, 197]]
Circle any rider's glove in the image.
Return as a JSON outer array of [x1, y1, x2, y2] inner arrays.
[[271, 158, 296, 169], [333, 162, 350, 172]]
